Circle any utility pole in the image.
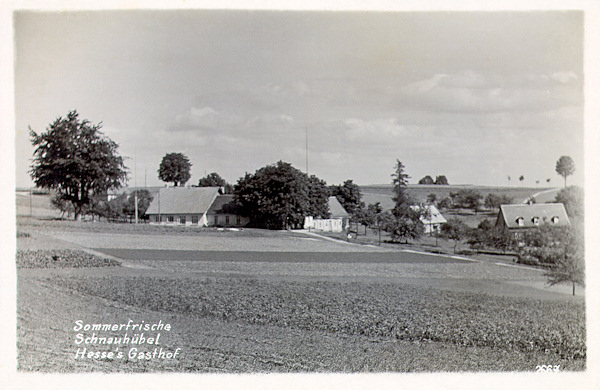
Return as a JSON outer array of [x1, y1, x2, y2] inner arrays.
[[134, 149, 138, 224], [305, 126, 309, 175]]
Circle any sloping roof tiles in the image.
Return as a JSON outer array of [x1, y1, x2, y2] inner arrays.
[[411, 204, 447, 225], [145, 187, 220, 215], [497, 203, 570, 229], [328, 196, 350, 218]]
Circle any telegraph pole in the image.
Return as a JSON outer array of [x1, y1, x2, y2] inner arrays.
[[305, 127, 309, 175], [134, 149, 138, 224]]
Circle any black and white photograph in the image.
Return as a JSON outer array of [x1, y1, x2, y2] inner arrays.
[[2, 1, 599, 389]]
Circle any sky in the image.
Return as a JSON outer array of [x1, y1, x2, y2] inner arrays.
[[13, 9, 584, 188]]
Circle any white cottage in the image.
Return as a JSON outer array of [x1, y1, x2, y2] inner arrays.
[[304, 196, 350, 233]]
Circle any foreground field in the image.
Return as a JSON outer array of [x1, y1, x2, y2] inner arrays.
[[16, 221, 586, 373]]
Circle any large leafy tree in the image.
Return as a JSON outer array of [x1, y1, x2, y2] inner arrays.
[[329, 179, 363, 215], [197, 172, 233, 193], [29, 110, 128, 220], [555, 155, 575, 187], [158, 152, 192, 186], [234, 161, 329, 229]]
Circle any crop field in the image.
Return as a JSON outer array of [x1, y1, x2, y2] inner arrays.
[[16, 214, 586, 373]]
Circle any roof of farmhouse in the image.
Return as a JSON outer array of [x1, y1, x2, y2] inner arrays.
[[497, 203, 570, 229], [145, 187, 220, 215], [328, 196, 350, 218], [411, 204, 447, 225]]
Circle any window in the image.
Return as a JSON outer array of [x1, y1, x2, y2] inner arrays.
[[192, 216, 199, 224], [214, 216, 219, 225], [167, 216, 174, 223], [516, 217, 524, 227], [226, 216, 230, 224], [532, 217, 539, 226], [552, 216, 560, 224], [179, 216, 186, 224]]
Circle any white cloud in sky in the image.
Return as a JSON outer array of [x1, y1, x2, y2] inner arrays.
[[13, 11, 584, 187]]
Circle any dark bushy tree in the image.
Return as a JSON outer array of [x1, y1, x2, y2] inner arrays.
[[382, 209, 425, 243], [329, 180, 362, 215], [418, 175, 434, 185], [158, 153, 191, 186], [437, 196, 452, 210], [234, 161, 329, 229], [435, 175, 449, 185], [29, 111, 128, 220], [197, 172, 234, 194], [426, 193, 437, 204], [484, 193, 514, 210], [450, 189, 483, 213]]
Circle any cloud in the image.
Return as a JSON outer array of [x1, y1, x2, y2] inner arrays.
[[170, 106, 228, 132], [343, 118, 406, 140], [396, 70, 581, 114], [550, 71, 578, 84]]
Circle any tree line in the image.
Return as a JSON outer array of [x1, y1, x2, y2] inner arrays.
[[29, 111, 584, 293]]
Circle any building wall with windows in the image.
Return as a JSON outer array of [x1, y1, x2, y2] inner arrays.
[[206, 194, 249, 227], [149, 213, 209, 226]]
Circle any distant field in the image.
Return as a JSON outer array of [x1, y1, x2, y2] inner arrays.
[[360, 184, 556, 212]]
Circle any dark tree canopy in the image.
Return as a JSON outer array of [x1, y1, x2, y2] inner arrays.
[[234, 161, 329, 229], [555, 155, 575, 187], [158, 153, 192, 186], [450, 189, 483, 212], [434, 175, 449, 185], [329, 180, 363, 215], [418, 175, 434, 185], [29, 110, 128, 219], [484, 193, 513, 210], [197, 172, 233, 193]]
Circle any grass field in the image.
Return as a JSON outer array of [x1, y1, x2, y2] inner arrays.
[[14, 190, 585, 373]]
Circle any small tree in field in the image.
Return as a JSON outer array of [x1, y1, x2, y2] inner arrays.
[[158, 153, 192, 186], [29, 111, 128, 220], [543, 224, 584, 295], [441, 218, 469, 253], [555, 155, 575, 187]]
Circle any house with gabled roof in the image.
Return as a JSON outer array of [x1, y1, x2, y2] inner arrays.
[[145, 187, 221, 226], [411, 204, 447, 234], [304, 196, 350, 232], [206, 194, 250, 227], [495, 203, 570, 232]]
